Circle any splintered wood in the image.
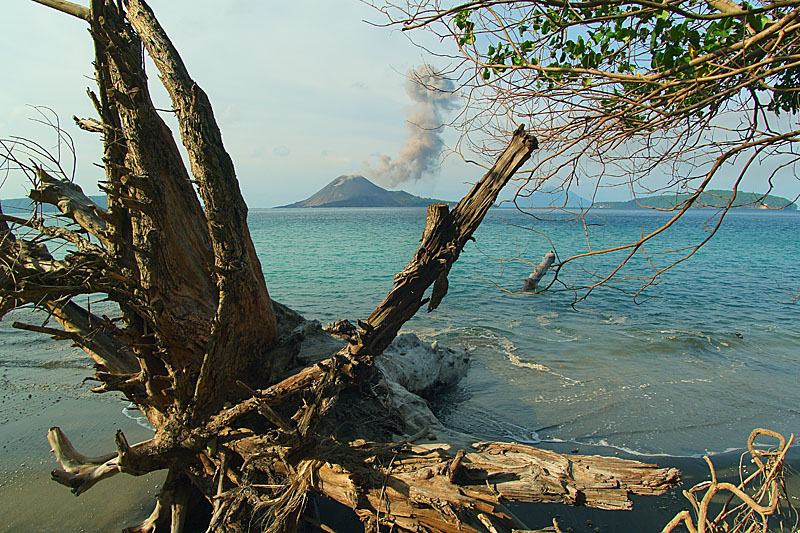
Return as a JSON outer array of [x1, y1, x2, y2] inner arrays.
[[1, 1, 684, 532], [314, 441, 679, 532]]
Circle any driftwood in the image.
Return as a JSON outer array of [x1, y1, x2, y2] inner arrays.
[[314, 442, 678, 532], [523, 250, 555, 291], [2, 1, 681, 531], [663, 429, 796, 533]]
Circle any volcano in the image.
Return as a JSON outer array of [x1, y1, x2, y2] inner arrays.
[[278, 175, 446, 208]]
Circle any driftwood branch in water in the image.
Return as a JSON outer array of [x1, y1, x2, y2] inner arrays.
[[313, 441, 679, 532], [1, 2, 683, 532], [524, 250, 556, 291]]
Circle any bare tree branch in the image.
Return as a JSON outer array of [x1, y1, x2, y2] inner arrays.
[[29, 0, 90, 21]]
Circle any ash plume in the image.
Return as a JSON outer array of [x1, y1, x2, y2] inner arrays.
[[367, 66, 458, 187]]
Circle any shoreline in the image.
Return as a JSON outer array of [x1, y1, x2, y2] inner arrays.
[[3, 388, 797, 532], [2, 326, 797, 531], [0, 384, 160, 532]]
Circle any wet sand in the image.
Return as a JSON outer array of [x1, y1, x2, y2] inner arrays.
[[0, 364, 160, 532], [2, 352, 797, 531]]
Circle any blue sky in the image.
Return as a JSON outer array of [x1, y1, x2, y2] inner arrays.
[[1, 1, 481, 207], [2, 1, 797, 207]]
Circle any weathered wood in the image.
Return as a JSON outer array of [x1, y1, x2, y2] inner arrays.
[[524, 250, 556, 291], [46, 300, 140, 374], [29, 0, 90, 21], [312, 440, 679, 531], [4, 3, 683, 532], [73, 115, 105, 133], [351, 126, 538, 358], [29, 167, 111, 246], [122, 0, 281, 412], [0, 204, 137, 374], [47, 426, 170, 495]]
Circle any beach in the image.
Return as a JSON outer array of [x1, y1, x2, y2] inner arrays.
[[1, 319, 798, 532], [0, 363, 158, 532], [2, 207, 799, 530], [2, 381, 797, 532]]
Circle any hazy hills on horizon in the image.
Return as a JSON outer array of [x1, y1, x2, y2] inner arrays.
[[277, 175, 595, 209], [275, 176, 796, 212], [594, 189, 797, 210], [1, 178, 794, 212]]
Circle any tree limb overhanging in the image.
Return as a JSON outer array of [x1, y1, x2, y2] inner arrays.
[[373, 0, 800, 301], [3, 1, 681, 531]]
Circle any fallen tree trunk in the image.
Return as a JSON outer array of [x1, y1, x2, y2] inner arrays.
[[2, 1, 680, 531], [314, 441, 678, 532]]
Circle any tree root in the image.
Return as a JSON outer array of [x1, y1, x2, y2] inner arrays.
[[48, 427, 121, 495], [662, 428, 797, 533], [48, 427, 166, 495]]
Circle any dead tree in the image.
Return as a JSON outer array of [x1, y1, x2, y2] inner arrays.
[[1, 1, 680, 531], [523, 250, 556, 292]]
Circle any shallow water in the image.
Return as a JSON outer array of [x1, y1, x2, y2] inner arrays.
[[0, 207, 797, 460], [252, 207, 800, 456]]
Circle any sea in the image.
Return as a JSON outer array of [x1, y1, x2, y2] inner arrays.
[[2, 206, 799, 461], [250, 207, 800, 458]]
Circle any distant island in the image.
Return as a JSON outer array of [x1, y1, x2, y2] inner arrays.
[[277, 175, 448, 208], [3, 184, 793, 213], [594, 189, 797, 210]]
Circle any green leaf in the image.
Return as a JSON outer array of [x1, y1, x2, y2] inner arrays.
[[576, 35, 585, 55]]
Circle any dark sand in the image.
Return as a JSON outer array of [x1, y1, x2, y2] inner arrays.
[[2, 351, 797, 531], [0, 364, 160, 532]]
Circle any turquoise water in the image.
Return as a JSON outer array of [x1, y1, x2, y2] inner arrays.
[[1, 207, 797, 459], [252, 207, 800, 457]]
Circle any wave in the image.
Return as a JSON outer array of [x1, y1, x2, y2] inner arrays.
[[507, 353, 580, 385], [583, 439, 743, 459], [0, 357, 92, 369], [122, 403, 154, 431], [435, 404, 542, 444]]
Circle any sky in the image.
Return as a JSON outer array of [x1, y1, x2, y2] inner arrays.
[[1, 1, 480, 207], [2, 1, 797, 207]]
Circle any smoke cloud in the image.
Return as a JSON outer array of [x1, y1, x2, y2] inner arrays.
[[367, 66, 458, 187]]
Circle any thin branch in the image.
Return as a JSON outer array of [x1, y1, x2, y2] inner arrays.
[[29, 0, 90, 21]]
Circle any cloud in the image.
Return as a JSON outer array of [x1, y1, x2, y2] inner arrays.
[[365, 65, 458, 187]]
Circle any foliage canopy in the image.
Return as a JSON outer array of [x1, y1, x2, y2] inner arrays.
[[376, 0, 800, 298]]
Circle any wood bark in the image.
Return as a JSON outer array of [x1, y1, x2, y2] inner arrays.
[[1, 1, 682, 531], [351, 127, 537, 359]]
